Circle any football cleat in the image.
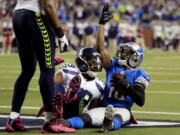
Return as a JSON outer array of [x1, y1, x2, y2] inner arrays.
[[5, 117, 25, 132], [41, 119, 75, 133], [101, 105, 114, 133], [63, 75, 81, 104], [41, 120, 60, 133]]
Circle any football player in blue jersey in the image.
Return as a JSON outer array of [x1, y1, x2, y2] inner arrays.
[[58, 3, 150, 132]]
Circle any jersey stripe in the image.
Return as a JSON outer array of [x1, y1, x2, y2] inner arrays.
[[95, 82, 104, 94], [63, 69, 79, 75]]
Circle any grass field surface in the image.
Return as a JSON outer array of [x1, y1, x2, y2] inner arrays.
[[0, 49, 180, 134]]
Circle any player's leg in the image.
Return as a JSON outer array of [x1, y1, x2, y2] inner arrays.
[[6, 10, 37, 132], [31, 13, 69, 133], [102, 105, 131, 132], [32, 13, 56, 115], [65, 107, 106, 129]]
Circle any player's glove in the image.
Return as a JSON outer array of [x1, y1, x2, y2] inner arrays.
[[55, 27, 69, 53], [99, 3, 113, 25], [111, 73, 130, 91], [63, 75, 81, 104], [54, 56, 64, 66]]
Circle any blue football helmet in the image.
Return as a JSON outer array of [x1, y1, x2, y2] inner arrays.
[[116, 42, 143, 68], [76, 48, 103, 78]]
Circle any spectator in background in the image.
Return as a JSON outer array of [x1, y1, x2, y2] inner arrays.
[[171, 21, 180, 52], [84, 23, 94, 47], [1, 14, 13, 55], [136, 25, 146, 51], [66, 19, 78, 51], [117, 19, 127, 45], [76, 19, 87, 48], [164, 22, 174, 51], [72, 22, 79, 50], [0, 19, 2, 49], [108, 22, 118, 52], [153, 20, 163, 49]]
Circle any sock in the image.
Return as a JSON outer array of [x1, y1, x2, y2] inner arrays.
[[10, 112, 19, 119], [45, 112, 54, 122], [67, 117, 84, 128], [113, 118, 121, 130]]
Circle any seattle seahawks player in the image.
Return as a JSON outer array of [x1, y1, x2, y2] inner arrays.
[[6, 0, 69, 133], [37, 47, 105, 120], [59, 4, 150, 132]]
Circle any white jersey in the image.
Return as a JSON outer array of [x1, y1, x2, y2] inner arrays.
[[58, 63, 105, 113], [14, 0, 43, 13], [58, 63, 80, 92]]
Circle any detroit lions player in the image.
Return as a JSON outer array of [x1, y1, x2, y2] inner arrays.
[[37, 47, 105, 120], [59, 4, 150, 132], [6, 0, 69, 133]]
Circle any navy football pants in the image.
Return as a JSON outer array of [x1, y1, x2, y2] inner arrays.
[[12, 10, 56, 112]]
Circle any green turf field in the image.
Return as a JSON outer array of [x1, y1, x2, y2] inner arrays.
[[0, 49, 180, 134]]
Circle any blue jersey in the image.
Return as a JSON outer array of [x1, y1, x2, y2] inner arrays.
[[103, 58, 150, 110]]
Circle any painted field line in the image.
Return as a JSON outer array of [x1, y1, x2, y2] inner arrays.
[[141, 66, 180, 70], [147, 72, 180, 76], [151, 80, 180, 83], [0, 106, 39, 110], [0, 87, 39, 91], [0, 114, 43, 119], [146, 91, 180, 94], [132, 111, 180, 115], [1, 88, 180, 94], [154, 56, 180, 59], [1, 71, 180, 76], [0, 105, 180, 116], [1, 76, 180, 83]]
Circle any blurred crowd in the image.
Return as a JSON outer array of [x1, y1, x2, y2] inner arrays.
[[0, 0, 180, 55]]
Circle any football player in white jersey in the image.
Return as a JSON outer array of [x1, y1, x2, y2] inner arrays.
[[37, 47, 105, 120], [6, 0, 70, 133]]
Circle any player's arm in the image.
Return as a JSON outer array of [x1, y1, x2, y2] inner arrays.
[[97, 24, 111, 70], [126, 83, 145, 107], [111, 74, 146, 106], [39, 0, 68, 52], [54, 71, 63, 85], [40, 0, 61, 31], [97, 4, 112, 70]]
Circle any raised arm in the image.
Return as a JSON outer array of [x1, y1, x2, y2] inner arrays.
[[96, 4, 112, 70]]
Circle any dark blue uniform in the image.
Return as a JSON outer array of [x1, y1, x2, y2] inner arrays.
[[12, 9, 56, 112]]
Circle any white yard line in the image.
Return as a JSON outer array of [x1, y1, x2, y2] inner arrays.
[[1, 76, 180, 84], [142, 66, 180, 70], [0, 87, 180, 94], [154, 56, 180, 59], [132, 111, 180, 115], [0, 106, 180, 116]]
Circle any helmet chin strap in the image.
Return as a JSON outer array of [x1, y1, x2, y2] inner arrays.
[[81, 71, 97, 80], [87, 71, 97, 78]]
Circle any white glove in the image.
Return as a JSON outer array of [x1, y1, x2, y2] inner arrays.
[[58, 35, 69, 52]]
